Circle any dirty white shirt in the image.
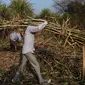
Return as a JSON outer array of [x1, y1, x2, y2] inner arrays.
[[22, 21, 48, 54], [10, 32, 22, 41]]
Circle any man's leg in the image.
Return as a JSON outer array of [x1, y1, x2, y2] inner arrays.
[[10, 40, 14, 50], [10, 40, 17, 51], [12, 54, 27, 83], [25, 52, 45, 84]]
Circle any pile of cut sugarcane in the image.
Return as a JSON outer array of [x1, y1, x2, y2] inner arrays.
[[0, 17, 85, 47], [0, 16, 45, 28], [46, 18, 85, 47]]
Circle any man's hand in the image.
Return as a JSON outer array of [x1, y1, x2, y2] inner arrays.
[[44, 21, 48, 25]]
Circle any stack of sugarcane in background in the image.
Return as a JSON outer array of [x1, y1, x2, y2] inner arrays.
[[0, 17, 85, 48]]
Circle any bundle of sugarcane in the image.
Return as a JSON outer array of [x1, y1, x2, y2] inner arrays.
[[0, 17, 85, 47], [45, 18, 85, 47], [0, 16, 45, 28]]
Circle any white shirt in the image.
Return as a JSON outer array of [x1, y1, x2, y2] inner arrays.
[[22, 21, 48, 54], [10, 32, 22, 41]]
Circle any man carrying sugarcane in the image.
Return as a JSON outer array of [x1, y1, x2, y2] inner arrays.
[[10, 28, 24, 51], [12, 20, 51, 84]]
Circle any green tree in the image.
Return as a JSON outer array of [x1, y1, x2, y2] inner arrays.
[[0, 3, 11, 20], [39, 8, 52, 19], [53, 0, 85, 28], [38, 8, 63, 22], [53, 0, 85, 13], [65, 1, 85, 28], [9, 0, 34, 19]]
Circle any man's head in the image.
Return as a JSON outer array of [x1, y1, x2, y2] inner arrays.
[[18, 28, 25, 38]]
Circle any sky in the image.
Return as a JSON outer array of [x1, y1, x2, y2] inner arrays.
[[1, 0, 54, 14]]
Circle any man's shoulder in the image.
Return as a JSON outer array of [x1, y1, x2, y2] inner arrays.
[[26, 26, 32, 31]]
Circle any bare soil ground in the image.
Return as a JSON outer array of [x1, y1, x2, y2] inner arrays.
[[0, 48, 83, 85]]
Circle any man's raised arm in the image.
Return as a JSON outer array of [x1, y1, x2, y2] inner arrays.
[[27, 21, 48, 32]]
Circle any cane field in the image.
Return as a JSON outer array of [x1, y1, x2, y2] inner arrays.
[[0, 0, 85, 85]]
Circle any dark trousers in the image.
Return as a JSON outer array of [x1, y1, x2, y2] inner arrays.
[[10, 40, 17, 51]]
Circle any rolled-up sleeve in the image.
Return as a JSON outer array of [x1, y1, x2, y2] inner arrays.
[[27, 21, 48, 32]]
